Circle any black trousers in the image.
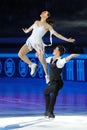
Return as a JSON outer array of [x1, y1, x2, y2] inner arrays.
[[44, 78, 63, 114]]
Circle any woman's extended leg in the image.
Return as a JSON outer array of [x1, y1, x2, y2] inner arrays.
[[18, 44, 32, 65], [37, 53, 50, 84], [18, 44, 38, 76]]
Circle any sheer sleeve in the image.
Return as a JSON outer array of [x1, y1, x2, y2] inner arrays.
[[56, 58, 66, 68]]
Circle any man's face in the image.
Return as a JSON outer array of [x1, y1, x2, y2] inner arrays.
[[53, 47, 60, 56]]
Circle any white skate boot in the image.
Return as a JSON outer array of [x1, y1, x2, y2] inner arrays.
[[45, 75, 50, 84], [29, 63, 39, 77]]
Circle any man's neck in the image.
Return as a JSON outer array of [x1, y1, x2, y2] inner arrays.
[[54, 55, 60, 59]]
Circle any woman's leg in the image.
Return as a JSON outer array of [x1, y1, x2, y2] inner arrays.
[[18, 44, 38, 76], [18, 43, 32, 65], [39, 56, 48, 75], [37, 53, 49, 83]]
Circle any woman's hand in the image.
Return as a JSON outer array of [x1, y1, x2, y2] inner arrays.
[[68, 38, 76, 43], [22, 28, 28, 33]]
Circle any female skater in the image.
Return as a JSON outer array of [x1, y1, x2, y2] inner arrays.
[[18, 11, 75, 84]]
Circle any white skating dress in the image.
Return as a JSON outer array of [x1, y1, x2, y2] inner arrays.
[[26, 23, 54, 54]]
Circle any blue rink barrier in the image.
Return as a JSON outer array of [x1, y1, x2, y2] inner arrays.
[[0, 53, 87, 81]]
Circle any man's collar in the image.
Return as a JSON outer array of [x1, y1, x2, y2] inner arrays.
[[53, 56, 61, 61]]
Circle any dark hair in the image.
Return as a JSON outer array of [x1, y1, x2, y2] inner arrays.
[[58, 45, 66, 56], [47, 11, 51, 17], [46, 11, 54, 26]]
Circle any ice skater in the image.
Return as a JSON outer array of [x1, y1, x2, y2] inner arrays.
[[44, 45, 79, 118], [18, 11, 75, 84]]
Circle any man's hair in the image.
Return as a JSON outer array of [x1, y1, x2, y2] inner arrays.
[[58, 45, 66, 56]]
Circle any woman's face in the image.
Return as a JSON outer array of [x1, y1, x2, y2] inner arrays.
[[40, 11, 49, 19]]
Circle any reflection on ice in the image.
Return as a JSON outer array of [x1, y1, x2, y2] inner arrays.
[[0, 115, 87, 130]]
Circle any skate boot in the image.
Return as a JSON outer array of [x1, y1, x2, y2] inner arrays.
[[29, 63, 39, 77], [45, 75, 50, 84]]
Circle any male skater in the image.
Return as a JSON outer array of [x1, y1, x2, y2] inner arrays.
[[44, 45, 79, 118]]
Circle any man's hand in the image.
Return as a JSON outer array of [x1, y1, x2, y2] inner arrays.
[[72, 54, 80, 57], [65, 54, 80, 62]]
